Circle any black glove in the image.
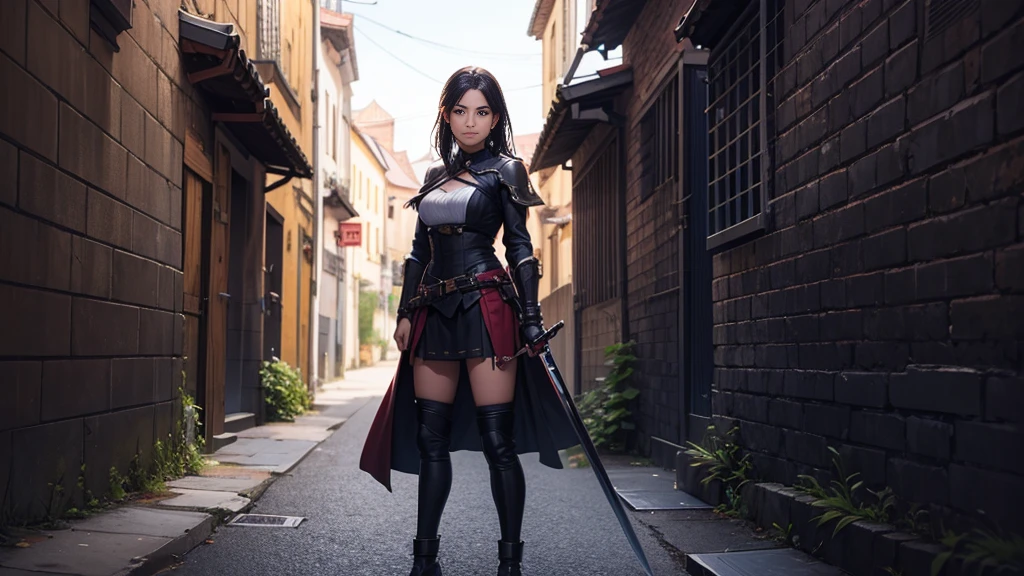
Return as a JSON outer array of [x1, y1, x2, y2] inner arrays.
[[512, 257, 545, 345], [396, 257, 427, 322]]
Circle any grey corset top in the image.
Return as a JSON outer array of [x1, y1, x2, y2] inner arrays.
[[417, 186, 477, 227]]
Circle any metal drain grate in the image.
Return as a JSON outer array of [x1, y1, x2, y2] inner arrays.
[[226, 514, 306, 528]]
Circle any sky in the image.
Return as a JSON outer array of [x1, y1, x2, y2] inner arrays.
[[339, 0, 548, 158]]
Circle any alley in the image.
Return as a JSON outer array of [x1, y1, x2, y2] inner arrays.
[[170, 362, 688, 576]]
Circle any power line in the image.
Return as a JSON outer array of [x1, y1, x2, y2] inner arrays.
[[351, 12, 542, 60], [354, 27, 444, 84], [353, 26, 544, 93]]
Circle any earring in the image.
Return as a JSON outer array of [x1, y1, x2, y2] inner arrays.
[[488, 138, 494, 148]]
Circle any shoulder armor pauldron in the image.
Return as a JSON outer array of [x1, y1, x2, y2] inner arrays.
[[467, 155, 544, 207]]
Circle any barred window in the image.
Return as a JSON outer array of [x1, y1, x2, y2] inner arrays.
[[639, 77, 679, 202], [258, 0, 281, 61], [574, 137, 621, 308], [705, 0, 784, 249]]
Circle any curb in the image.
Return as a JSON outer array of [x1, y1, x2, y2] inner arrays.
[[118, 513, 217, 576], [118, 414, 352, 574]]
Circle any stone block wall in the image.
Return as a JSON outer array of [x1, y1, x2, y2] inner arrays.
[[709, 0, 1024, 529], [0, 0, 221, 522]]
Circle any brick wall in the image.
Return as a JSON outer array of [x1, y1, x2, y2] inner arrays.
[[618, 0, 692, 449], [0, 0, 196, 521], [710, 0, 1024, 529]]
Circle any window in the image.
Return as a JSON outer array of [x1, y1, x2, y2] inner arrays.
[[547, 23, 557, 83], [388, 205, 394, 219], [258, 0, 281, 61], [284, 33, 293, 84], [325, 92, 332, 154], [332, 104, 338, 160], [705, 0, 784, 249], [562, 0, 577, 74], [639, 75, 679, 202], [548, 230, 559, 285], [573, 137, 621, 308]]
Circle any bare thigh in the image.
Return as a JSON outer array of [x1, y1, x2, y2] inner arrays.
[[413, 358, 460, 403], [466, 358, 517, 406]]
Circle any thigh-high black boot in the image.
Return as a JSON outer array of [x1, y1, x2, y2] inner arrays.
[[477, 403, 526, 576], [410, 398, 453, 576]]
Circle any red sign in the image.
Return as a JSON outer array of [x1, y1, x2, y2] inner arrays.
[[338, 222, 362, 247]]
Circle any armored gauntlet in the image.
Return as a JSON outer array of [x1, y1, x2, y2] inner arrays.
[[396, 257, 427, 323], [512, 257, 545, 345]]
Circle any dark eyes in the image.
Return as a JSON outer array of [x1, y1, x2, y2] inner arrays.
[[453, 109, 490, 116]]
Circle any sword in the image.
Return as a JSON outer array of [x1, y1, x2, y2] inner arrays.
[[501, 321, 656, 576]]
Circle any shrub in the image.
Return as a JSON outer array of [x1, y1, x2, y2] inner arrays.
[[575, 341, 640, 452], [261, 359, 311, 422], [358, 287, 379, 346]]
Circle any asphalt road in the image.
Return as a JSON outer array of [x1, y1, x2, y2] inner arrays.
[[171, 365, 689, 576]]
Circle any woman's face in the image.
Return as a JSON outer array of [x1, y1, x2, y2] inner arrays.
[[445, 89, 499, 153]]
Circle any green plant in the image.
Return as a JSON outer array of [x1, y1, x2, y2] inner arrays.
[[108, 467, 127, 501], [684, 426, 753, 490], [684, 425, 755, 518], [795, 447, 896, 536], [932, 528, 1024, 576], [261, 359, 311, 422], [358, 283, 379, 346], [897, 503, 934, 539], [773, 522, 796, 545], [575, 341, 640, 452]]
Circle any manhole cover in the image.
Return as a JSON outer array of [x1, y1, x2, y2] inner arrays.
[[226, 514, 306, 528]]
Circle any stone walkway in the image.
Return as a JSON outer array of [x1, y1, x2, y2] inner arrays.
[[0, 363, 394, 576]]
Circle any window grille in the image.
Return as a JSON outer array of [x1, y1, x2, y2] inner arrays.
[[705, 0, 784, 249], [640, 76, 679, 202], [258, 0, 281, 62], [573, 138, 621, 308]]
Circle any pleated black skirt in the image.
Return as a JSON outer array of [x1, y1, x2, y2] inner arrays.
[[414, 299, 495, 360]]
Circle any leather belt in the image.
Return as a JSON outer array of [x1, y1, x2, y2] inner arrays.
[[433, 224, 464, 235], [408, 272, 511, 309]]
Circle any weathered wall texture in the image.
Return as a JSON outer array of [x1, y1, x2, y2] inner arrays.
[[0, 0, 203, 520], [709, 0, 1024, 529]]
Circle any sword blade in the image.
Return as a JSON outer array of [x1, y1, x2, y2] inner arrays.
[[539, 348, 656, 576]]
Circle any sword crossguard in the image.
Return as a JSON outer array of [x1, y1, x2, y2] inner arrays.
[[495, 320, 565, 369]]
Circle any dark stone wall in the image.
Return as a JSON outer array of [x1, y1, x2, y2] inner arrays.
[[0, 0, 188, 521], [709, 0, 1024, 529], [618, 0, 693, 450]]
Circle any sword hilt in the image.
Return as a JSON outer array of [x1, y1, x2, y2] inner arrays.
[[496, 320, 565, 369]]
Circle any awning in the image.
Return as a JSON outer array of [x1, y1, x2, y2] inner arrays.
[[178, 10, 312, 180], [581, 0, 648, 54], [324, 186, 359, 222], [529, 66, 633, 172], [674, 0, 747, 46]]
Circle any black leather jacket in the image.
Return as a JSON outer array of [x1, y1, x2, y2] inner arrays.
[[404, 148, 543, 317]]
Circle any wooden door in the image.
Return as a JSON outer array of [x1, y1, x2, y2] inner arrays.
[[183, 169, 208, 440], [203, 144, 232, 439]]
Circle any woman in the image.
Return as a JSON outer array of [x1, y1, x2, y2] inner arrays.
[[359, 67, 578, 576]]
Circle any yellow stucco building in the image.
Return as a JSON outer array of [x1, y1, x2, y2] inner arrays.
[[528, 0, 578, 301], [256, 0, 316, 381]]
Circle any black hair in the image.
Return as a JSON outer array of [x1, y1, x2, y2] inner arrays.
[[432, 66, 517, 175]]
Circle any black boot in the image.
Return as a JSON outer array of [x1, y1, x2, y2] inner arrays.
[[498, 540, 524, 576], [410, 399, 453, 576], [477, 403, 526, 576], [409, 537, 442, 576]]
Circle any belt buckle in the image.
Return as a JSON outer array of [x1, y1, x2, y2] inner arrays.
[[444, 278, 457, 293]]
